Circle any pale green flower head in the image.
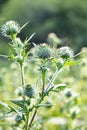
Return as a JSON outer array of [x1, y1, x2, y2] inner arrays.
[[1, 20, 20, 37], [35, 43, 51, 59], [58, 46, 73, 59], [24, 84, 34, 98]]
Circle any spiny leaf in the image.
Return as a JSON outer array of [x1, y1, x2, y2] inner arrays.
[[64, 60, 81, 67], [0, 101, 21, 116], [20, 21, 29, 31], [35, 103, 53, 108], [0, 54, 8, 59], [26, 33, 35, 43], [54, 84, 67, 90], [10, 100, 27, 110], [0, 101, 10, 110], [8, 105, 22, 116]]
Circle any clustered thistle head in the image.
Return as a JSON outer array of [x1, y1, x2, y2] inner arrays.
[[0, 20, 78, 130], [58, 46, 73, 59], [35, 43, 51, 59], [1, 21, 20, 37]]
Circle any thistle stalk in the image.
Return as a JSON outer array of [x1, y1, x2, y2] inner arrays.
[[20, 64, 25, 88], [0, 20, 75, 130], [20, 63, 30, 130], [29, 109, 37, 128], [28, 60, 46, 128]]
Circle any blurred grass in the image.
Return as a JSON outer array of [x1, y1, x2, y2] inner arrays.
[[0, 40, 9, 54], [0, 59, 11, 67]]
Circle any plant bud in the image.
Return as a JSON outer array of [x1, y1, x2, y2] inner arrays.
[[1, 21, 20, 37], [65, 91, 72, 98], [16, 87, 23, 96], [15, 115, 22, 122], [58, 46, 73, 59], [15, 55, 23, 64], [70, 107, 80, 119], [56, 58, 64, 69], [24, 84, 34, 98], [14, 38, 23, 48], [26, 99, 31, 105], [15, 115, 23, 126], [36, 44, 51, 59]]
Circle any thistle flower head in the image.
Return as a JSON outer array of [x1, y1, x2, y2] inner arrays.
[[16, 87, 23, 96], [65, 91, 72, 97], [58, 46, 73, 59], [35, 43, 51, 59], [1, 20, 20, 37], [24, 84, 34, 98]]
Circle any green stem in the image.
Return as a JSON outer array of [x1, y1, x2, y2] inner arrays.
[[29, 109, 37, 128], [28, 61, 46, 128], [20, 64, 30, 130], [45, 67, 61, 92], [41, 60, 46, 96], [41, 69, 46, 96], [20, 64, 25, 88], [26, 110, 30, 130]]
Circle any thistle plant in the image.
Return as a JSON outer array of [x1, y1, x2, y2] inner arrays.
[[0, 21, 79, 130]]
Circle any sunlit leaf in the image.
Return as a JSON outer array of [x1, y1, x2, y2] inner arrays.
[[54, 84, 67, 90], [64, 60, 81, 67], [10, 100, 27, 110], [8, 105, 22, 116], [35, 103, 53, 108], [0, 101, 10, 110]]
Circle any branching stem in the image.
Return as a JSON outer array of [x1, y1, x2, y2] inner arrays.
[[29, 109, 37, 128], [28, 60, 46, 128], [45, 68, 61, 92]]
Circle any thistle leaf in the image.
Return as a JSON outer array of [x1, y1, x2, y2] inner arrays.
[[35, 103, 53, 108], [0, 101, 21, 116], [20, 21, 29, 31], [64, 60, 81, 67], [0, 101, 10, 110], [8, 105, 22, 116], [26, 33, 35, 43], [10, 100, 27, 110], [54, 84, 67, 90]]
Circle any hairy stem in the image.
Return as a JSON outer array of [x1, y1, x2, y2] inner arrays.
[[29, 109, 37, 128], [28, 62, 46, 128], [20, 64, 25, 88], [26, 110, 30, 130], [41, 70, 46, 96], [20, 64, 30, 130]]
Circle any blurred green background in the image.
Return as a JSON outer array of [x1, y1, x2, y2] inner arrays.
[[0, 0, 87, 54], [0, 0, 87, 130]]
